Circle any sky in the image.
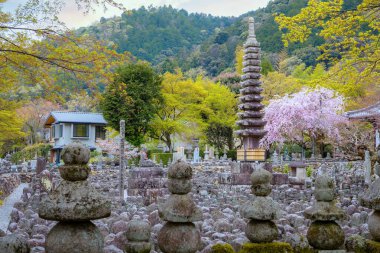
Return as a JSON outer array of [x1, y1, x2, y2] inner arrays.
[[1, 0, 271, 28]]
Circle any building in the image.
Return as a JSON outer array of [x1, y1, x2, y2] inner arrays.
[[44, 111, 107, 163], [346, 101, 380, 149]]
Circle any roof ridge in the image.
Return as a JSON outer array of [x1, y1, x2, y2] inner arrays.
[[52, 111, 103, 114]]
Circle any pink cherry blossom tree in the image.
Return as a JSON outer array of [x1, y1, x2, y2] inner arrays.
[[261, 87, 347, 156]]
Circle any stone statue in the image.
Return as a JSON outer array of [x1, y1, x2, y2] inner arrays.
[[158, 161, 202, 253], [240, 168, 280, 243], [39, 143, 111, 253], [304, 175, 345, 250]]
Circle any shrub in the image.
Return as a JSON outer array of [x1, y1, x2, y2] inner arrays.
[[239, 242, 293, 253], [211, 243, 235, 253]]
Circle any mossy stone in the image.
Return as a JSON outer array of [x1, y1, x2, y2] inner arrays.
[[366, 240, 380, 253], [211, 243, 235, 253], [306, 221, 344, 250], [157, 222, 201, 253], [368, 210, 380, 241], [239, 242, 293, 253], [168, 161, 192, 179], [245, 220, 278, 243], [59, 165, 90, 181]]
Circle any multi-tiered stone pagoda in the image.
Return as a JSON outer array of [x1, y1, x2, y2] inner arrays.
[[236, 17, 266, 162]]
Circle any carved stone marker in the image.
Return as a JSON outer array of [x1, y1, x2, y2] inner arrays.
[[241, 168, 279, 243], [39, 143, 111, 253], [305, 174, 345, 250], [158, 160, 202, 253]]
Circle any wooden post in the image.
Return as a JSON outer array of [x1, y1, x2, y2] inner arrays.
[[120, 120, 125, 205]]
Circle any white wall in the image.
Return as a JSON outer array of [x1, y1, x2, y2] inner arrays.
[[54, 123, 98, 148]]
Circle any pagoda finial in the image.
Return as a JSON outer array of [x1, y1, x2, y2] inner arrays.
[[248, 17, 256, 39]]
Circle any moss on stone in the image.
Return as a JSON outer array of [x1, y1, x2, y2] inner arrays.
[[239, 242, 293, 253], [366, 240, 380, 253], [293, 247, 316, 253], [211, 243, 235, 253]]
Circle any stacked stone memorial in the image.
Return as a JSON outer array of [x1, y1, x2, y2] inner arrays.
[[240, 168, 280, 243], [360, 176, 380, 248], [38, 143, 111, 253], [125, 220, 151, 253], [304, 174, 346, 250], [158, 160, 203, 253]]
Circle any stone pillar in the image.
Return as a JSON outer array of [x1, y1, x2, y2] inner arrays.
[[39, 143, 111, 253], [365, 150, 371, 184], [158, 161, 202, 253], [305, 175, 345, 250], [241, 169, 279, 243], [120, 119, 126, 205], [125, 220, 151, 253]]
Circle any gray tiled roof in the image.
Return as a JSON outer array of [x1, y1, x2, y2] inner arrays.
[[345, 101, 380, 119], [47, 111, 107, 124]]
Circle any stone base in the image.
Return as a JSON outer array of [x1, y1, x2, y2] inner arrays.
[[158, 222, 201, 253], [239, 242, 293, 253], [245, 220, 278, 243], [307, 221, 345, 250], [46, 221, 104, 253]]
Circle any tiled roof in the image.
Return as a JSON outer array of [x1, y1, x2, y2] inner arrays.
[[345, 102, 380, 119], [45, 111, 107, 126]]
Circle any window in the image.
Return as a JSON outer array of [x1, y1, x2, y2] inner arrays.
[[52, 124, 63, 139], [95, 126, 106, 140], [51, 126, 55, 139], [72, 124, 89, 138]]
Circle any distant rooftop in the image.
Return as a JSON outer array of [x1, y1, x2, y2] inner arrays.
[[346, 101, 380, 120], [44, 111, 107, 127]]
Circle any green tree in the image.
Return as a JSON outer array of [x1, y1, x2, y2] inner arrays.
[[149, 71, 208, 151], [101, 63, 163, 147], [201, 82, 237, 152], [275, 0, 379, 86]]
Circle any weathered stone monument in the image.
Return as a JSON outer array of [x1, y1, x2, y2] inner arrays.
[[193, 147, 200, 163], [360, 176, 380, 250], [158, 160, 202, 253], [120, 119, 126, 205], [125, 220, 151, 253], [364, 150, 371, 184], [39, 143, 111, 253], [241, 168, 279, 243], [304, 174, 346, 251], [127, 161, 167, 205]]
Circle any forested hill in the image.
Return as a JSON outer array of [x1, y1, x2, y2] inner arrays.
[[76, 6, 235, 63], [76, 0, 361, 77]]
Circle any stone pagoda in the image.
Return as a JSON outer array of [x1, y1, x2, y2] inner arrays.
[[304, 174, 345, 250], [236, 17, 266, 162], [39, 143, 111, 253], [241, 169, 279, 243], [360, 177, 380, 249], [157, 160, 202, 253]]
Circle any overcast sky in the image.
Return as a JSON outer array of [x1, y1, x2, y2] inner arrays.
[[1, 0, 271, 28]]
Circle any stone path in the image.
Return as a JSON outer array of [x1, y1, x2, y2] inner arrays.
[[0, 183, 28, 232]]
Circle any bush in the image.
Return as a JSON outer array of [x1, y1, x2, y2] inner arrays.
[[283, 164, 290, 174], [227, 149, 237, 161], [11, 143, 51, 164], [149, 153, 173, 166], [306, 165, 313, 177], [239, 242, 293, 253], [211, 243, 235, 253]]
